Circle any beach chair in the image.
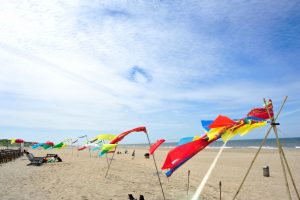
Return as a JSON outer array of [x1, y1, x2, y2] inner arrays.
[[25, 152, 45, 166]]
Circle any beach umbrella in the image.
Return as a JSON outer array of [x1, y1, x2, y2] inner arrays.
[[15, 139, 24, 143]]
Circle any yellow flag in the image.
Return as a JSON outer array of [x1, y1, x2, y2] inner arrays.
[[239, 121, 267, 136], [207, 127, 225, 142], [97, 134, 116, 141], [11, 138, 16, 144], [101, 144, 117, 151], [222, 121, 267, 142]]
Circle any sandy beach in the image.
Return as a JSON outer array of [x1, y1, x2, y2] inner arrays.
[[0, 147, 299, 200]]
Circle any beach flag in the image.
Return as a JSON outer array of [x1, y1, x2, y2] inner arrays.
[[99, 127, 147, 156], [78, 146, 87, 151], [42, 141, 55, 149], [201, 120, 214, 132], [96, 134, 116, 141], [162, 136, 211, 177], [99, 144, 117, 156], [90, 134, 116, 143], [110, 127, 147, 144], [32, 143, 44, 149], [163, 103, 270, 177], [247, 99, 273, 120], [149, 139, 165, 155], [53, 142, 66, 149], [11, 138, 16, 144], [177, 136, 200, 146]]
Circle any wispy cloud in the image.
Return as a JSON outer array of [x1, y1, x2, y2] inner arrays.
[[0, 0, 299, 141]]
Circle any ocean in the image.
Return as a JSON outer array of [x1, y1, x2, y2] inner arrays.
[[122, 137, 300, 149]]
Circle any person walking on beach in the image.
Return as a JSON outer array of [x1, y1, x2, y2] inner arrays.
[[132, 150, 135, 160]]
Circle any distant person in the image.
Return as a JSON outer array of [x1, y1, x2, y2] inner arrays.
[[54, 154, 62, 162], [125, 150, 128, 154], [25, 151, 34, 161], [132, 150, 135, 160]]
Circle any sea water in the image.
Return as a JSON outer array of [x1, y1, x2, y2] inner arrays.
[[122, 137, 300, 149]]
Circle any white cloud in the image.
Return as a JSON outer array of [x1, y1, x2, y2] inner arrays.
[[0, 0, 299, 140]]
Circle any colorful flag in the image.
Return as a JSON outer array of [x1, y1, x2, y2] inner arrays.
[[201, 120, 214, 132], [99, 127, 146, 156], [11, 138, 16, 144], [110, 127, 147, 144], [149, 139, 165, 155], [78, 146, 87, 151], [177, 136, 200, 146], [162, 104, 269, 177], [99, 144, 117, 156], [208, 115, 236, 128], [32, 143, 44, 149], [162, 136, 211, 177], [96, 134, 116, 141], [53, 142, 65, 149], [247, 99, 273, 120]]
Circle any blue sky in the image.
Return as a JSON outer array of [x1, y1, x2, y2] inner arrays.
[[0, 0, 299, 144]]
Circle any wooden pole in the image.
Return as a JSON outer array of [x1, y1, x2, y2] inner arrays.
[[71, 139, 74, 158], [281, 145, 300, 200], [219, 181, 222, 200], [105, 146, 117, 178], [187, 170, 191, 195], [146, 134, 166, 200], [272, 124, 292, 200], [85, 135, 91, 158], [263, 98, 291, 200], [232, 96, 287, 200]]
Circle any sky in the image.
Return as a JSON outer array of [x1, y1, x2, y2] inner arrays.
[[0, 0, 300, 144]]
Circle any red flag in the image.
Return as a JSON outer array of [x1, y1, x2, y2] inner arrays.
[[149, 139, 165, 155], [161, 135, 210, 170], [110, 126, 147, 144], [247, 99, 274, 120], [78, 146, 87, 151], [208, 115, 236, 128]]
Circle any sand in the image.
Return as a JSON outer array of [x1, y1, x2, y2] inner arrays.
[[0, 147, 300, 200]]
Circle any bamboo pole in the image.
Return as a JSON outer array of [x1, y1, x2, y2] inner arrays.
[[267, 99, 300, 199], [232, 96, 288, 200], [263, 97, 292, 200], [272, 124, 292, 200], [146, 134, 166, 200], [281, 145, 300, 200], [219, 181, 222, 200], [105, 146, 117, 178], [71, 139, 74, 158], [85, 135, 91, 158], [187, 170, 190, 195]]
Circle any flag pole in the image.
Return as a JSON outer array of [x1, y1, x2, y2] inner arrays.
[[145, 133, 166, 200], [187, 170, 190, 195], [219, 181, 222, 200], [85, 135, 91, 158], [232, 96, 287, 200], [105, 146, 117, 178], [71, 139, 74, 159], [263, 98, 292, 200]]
